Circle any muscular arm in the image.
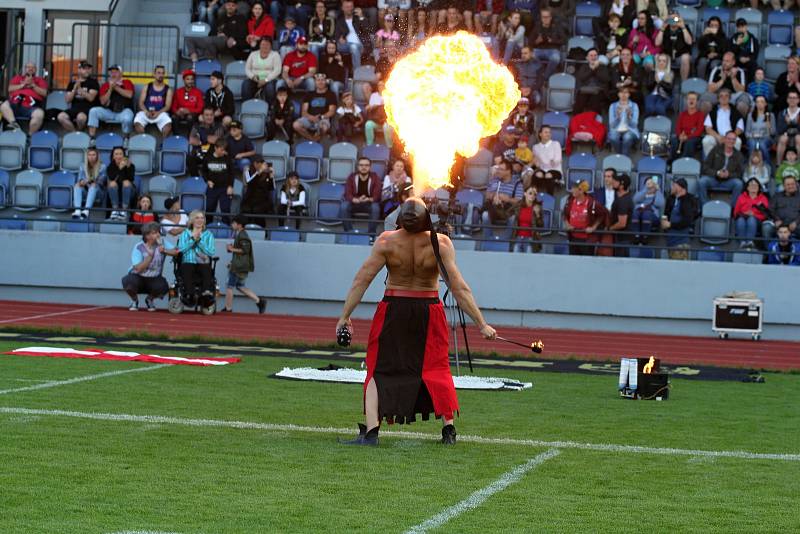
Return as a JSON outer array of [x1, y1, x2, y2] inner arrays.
[[437, 235, 494, 338], [337, 239, 388, 325]]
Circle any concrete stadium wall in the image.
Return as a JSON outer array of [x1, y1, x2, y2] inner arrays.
[[1, 230, 798, 341]]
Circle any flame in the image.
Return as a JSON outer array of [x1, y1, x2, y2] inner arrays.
[[642, 356, 656, 374], [531, 340, 544, 354], [384, 31, 520, 192]]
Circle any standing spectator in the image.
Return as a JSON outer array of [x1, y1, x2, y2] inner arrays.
[[733, 178, 769, 248], [643, 54, 673, 118], [309, 1, 337, 58], [204, 71, 236, 129], [241, 157, 275, 227], [364, 80, 393, 149], [0, 62, 47, 134], [277, 15, 306, 58], [563, 180, 601, 255], [128, 194, 157, 235], [510, 183, 544, 253], [160, 196, 188, 244], [202, 138, 235, 223], [336, 91, 364, 142], [122, 222, 175, 312], [529, 7, 566, 83], [745, 150, 771, 194], [278, 171, 309, 228], [747, 68, 774, 103], [171, 69, 204, 136], [702, 89, 744, 157], [708, 52, 750, 118], [695, 16, 726, 80], [106, 147, 137, 221], [729, 18, 759, 82], [655, 12, 692, 82], [575, 49, 611, 114], [608, 88, 640, 156], [631, 177, 665, 244], [186, 0, 248, 62], [72, 147, 106, 219], [88, 65, 135, 138], [268, 86, 295, 142], [745, 96, 776, 166], [699, 131, 745, 207], [531, 125, 563, 195], [766, 225, 800, 266], [223, 215, 268, 313], [335, 0, 372, 71], [243, 37, 282, 102], [293, 72, 337, 141], [380, 159, 412, 218], [319, 40, 348, 99], [776, 91, 800, 165], [775, 148, 800, 193], [661, 177, 697, 260], [481, 159, 523, 239], [494, 11, 525, 65], [340, 157, 381, 234], [58, 61, 99, 132], [177, 210, 216, 307], [608, 173, 633, 257], [133, 65, 173, 137], [672, 91, 704, 160], [763, 176, 799, 241], [245, 2, 275, 51], [226, 120, 256, 171], [279, 36, 318, 93], [775, 58, 800, 115]]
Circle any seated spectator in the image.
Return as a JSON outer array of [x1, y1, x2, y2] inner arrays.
[[702, 89, 744, 157], [309, 1, 336, 58], [493, 11, 525, 65], [747, 68, 774, 103], [122, 222, 176, 311], [197, 0, 221, 31], [0, 62, 47, 134], [596, 13, 629, 66], [530, 125, 563, 195], [608, 88, 640, 156], [285, 0, 314, 32], [72, 147, 107, 219], [481, 159, 523, 239], [708, 52, 751, 117], [378, 0, 411, 34], [509, 183, 543, 253], [241, 157, 275, 227], [672, 91, 704, 160], [188, 126, 223, 176], [318, 40, 348, 99], [655, 12, 692, 81], [611, 48, 642, 108], [277, 15, 306, 58], [699, 131, 745, 207], [729, 17, 759, 82], [506, 97, 535, 137], [133, 65, 173, 136], [435, 5, 466, 35], [529, 7, 565, 82], [336, 91, 363, 141], [278, 36, 317, 93], [340, 157, 381, 235], [515, 136, 533, 167], [186, 0, 248, 62], [562, 180, 601, 256], [575, 49, 611, 114], [643, 54, 673, 118], [380, 159, 412, 218], [244, 38, 282, 103], [631, 177, 665, 244], [58, 61, 99, 133], [88, 64, 134, 138], [268, 86, 295, 142], [474, 0, 502, 35], [204, 70, 235, 129], [793, 24, 800, 57], [364, 80, 394, 149], [661, 177, 698, 260], [608, 173, 633, 257], [776, 91, 800, 165], [511, 47, 541, 106], [245, 2, 275, 51], [278, 171, 308, 228], [226, 120, 256, 171], [202, 138, 235, 223], [407, 8, 428, 49], [171, 69, 204, 136], [128, 194, 157, 235], [177, 210, 217, 307], [492, 125, 519, 164], [107, 147, 137, 221], [194, 107, 220, 144], [733, 178, 769, 248], [375, 13, 402, 62], [160, 196, 188, 243], [695, 16, 726, 80], [293, 72, 336, 141], [766, 224, 800, 266], [375, 36, 400, 82], [745, 95, 776, 166], [595, 168, 617, 212], [223, 215, 268, 313], [627, 11, 659, 70], [775, 148, 800, 194], [334, 0, 372, 71], [775, 58, 800, 114], [745, 150, 771, 194]]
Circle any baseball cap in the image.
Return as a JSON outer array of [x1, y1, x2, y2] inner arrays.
[[296, 36, 308, 45], [182, 68, 195, 79], [504, 125, 520, 134], [573, 179, 590, 193], [229, 120, 242, 129], [673, 178, 688, 190], [78, 60, 93, 69], [518, 97, 530, 105], [108, 64, 122, 72]]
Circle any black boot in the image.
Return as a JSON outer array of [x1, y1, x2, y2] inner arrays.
[[339, 423, 379, 446], [441, 424, 457, 445]]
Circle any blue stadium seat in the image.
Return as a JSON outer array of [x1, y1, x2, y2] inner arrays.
[[767, 10, 794, 46], [262, 140, 291, 181], [270, 226, 302, 242], [208, 221, 231, 238], [147, 174, 178, 211], [764, 45, 791, 82], [641, 116, 672, 156], [455, 188, 484, 233], [537, 192, 556, 236], [0, 169, 9, 206], [670, 157, 701, 196], [13, 170, 44, 211], [676, 0, 701, 7], [361, 144, 390, 177], [326, 142, 358, 184], [697, 246, 727, 262], [602, 154, 633, 176], [480, 235, 511, 252], [0, 216, 27, 230], [195, 59, 222, 93], [159, 136, 189, 176], [315, 182, 344, 225], [292, 141, 324, 182], [733, 8, 763, 41], [0, 130, 26, 171], [239, 99, 269, 138], [127, 134, 157, 176], [700, 7, 731, 36], [32, 215, 61, 232], [700, 200, 731, 245], [95, 132, 125, 166], [567, 153, 596, 189], [46, 170, 76, 211], [45, 91, 69, 114], [339, 230, 371, 245], [574, 2, 602, 37], [28, 130, 59, 172], [451, 234, 476, 251], [182, 22, 211, 59], [636, 156, 667, 192], [463, 148, 493, 190], [63, 221, 95, 233], [225, 60, 247, 100], [541, 111, 570, 147], [180, 176, 208, 213]]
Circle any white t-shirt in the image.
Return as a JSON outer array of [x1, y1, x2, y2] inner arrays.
[[345, 18, 360, 45], [160, 213, 188, 240]]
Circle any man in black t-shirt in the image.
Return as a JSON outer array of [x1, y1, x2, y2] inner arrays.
[[656, 14, 693, 82], [226, 120, 256, 172], [57, 61, 99, 132], [609, 173, 634, 257], [293, 72, 337, 141], [202, 138, 235, 223]]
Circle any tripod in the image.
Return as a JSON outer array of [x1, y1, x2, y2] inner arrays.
[[442, 287, 473, 376]]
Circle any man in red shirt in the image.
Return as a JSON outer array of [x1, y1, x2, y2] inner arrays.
[[562, 179, 600, 256], [88, 64, 136, 137], [0, 62, 47, 133], [171, 69, 205, 136], [672, 91, 705, 160], [278, 36, 317, 93]]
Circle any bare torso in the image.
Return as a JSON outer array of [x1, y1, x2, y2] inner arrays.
[[379, 229, 440, 291]]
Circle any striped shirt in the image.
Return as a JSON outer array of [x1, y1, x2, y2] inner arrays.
[[177, 229, 215, 264], [486, 177, 523, 199]]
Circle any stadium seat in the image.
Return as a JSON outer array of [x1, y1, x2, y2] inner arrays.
[[127, 134, 157, 176], [45, 91, 69, 114], [676, 0, 700, 8], [225, 60, 247, 100], [315, 182, 344, 225], [305, 228, 336, 243], [0, 216, 27, 230], [292, 141, 324, 182], [564, 36, 595, 74], [262, 140, 291, 181], [697, 246, 726, 262], [208, 221, 231, 238], [546, 73, 575, 113], [270, 226, 301, 242], [361, 144, 390, 177], [700, 200, 731, 245], [675, 7, 699, 34], [95, 132, 125, 166], [182, 22, 211, 59], [601, 154, 633, 176], [147, 174, 178, 210], [0, 130, 26, 171], [63, 221, 95, 233], [99, 222, 127, 234], [28, 130, 59, 172], [636, 156, 667, 192], [767, 10, 794, 46], [541, 111, 570, 147], [352, 66, 378, 106], [46, 170, 76, 211], [12, 170, 44, 211], [732, 251, 763, 264], [574, 2, 602, 37], [567, 153, 596, 189], [700, 7, 731, 36], [641, 116, 672, 156], [239, 99, 269, 139], [451, 234, 476, 251], [480, 235, 511, 252], [326, 142, 358, 184], [0, 170, 9, 206], [195, 59, 222, 93], [463, 148, 493, 190], [537, 192, 556, 236], [60, 132, 91, 172], [159, 136, 189, 176], [32, 215, 61, 232], [339, 230, 371, 245], [679, 77, 708, 103], [670, 157, 702, 195], [455, 188, 484, 234], [179, 176, 208, 213], [764, 45, 791, 82]]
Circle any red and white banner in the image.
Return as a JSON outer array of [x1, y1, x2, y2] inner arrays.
[[4, 347, 240, 366]]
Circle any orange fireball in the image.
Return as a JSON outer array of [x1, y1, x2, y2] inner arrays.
[[384, 31, 520, 192]]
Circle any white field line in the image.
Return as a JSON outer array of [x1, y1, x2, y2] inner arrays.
[[0, 365, 167, 395], [0, 406, 797, 461], [0, 305, 111, 325], [405, 449, 561, 534]]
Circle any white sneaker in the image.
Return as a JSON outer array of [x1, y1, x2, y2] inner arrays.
[[81, 209, 89, 219], [72, 209, 82, 219], [128, 300, 139, 311]]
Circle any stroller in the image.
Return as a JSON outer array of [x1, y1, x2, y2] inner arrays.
[[167, 253, 220, 315]]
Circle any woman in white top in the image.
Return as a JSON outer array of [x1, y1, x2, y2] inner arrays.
[[335, 91, 364, 142], [380, 159, 412, 217], [529, 125, 563, 195], [278, 171, 307, 229], [160, 196, 189, 245], [364, 80, 394, 149], [242, 38, 282, 102], [73, 147, 107, 219]]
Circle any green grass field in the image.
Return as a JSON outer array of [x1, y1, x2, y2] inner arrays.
[[1, 339, 799, 533]]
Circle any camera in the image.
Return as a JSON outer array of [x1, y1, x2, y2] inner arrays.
[[671, 16, 680, 23]]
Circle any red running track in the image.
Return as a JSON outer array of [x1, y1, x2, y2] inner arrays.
[[0, 299, 798, 370]]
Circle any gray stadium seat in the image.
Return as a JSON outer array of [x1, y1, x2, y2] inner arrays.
[[670, 157, 701, 196], [147, 174, 178, 211], [127, 134, 157, 176], [225, 60, 247, 101], [182, 22, 211, 59], [45, 91, 69, 113], [32, 215, 61, 232], [734, 8, 763, 41], [463, 148, 493, 190], [13, 170, 44, 211], [764, 45, 791, 82], [60, 132, 91, 172], [641, 116, 672, 156], [261, 140, 291, 181], [0, 130, 27, 171], [99, 222, 128, 234], [546, 73, 575, 113], [700, 200, 731, 245], [239, 99, 269, 138], [305, 228, 337, 243], [326, 142, 358, 184], [601, 154, 633, 176]]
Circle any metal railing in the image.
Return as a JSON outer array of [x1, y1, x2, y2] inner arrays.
[[1, 42, 74, 96]]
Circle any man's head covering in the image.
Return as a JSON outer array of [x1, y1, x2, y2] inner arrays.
[[182, 69, 195, 79], [673, 178, 688, 191], [398, 197, 431, 233]]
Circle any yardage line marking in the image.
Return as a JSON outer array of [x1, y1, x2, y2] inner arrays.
[[0, 407, 797, 461], [405, 449, 560, 534], [0, 365, 167, 395], [0, 305, 111, 325]]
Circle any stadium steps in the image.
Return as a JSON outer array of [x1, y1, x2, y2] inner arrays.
[[120, 0, 192, 75]]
